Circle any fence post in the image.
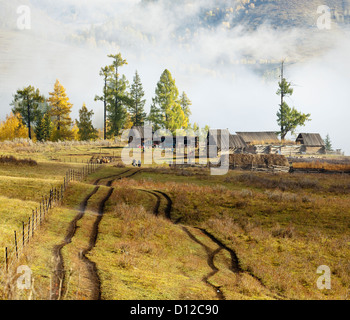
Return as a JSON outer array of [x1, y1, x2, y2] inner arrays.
[[5, 248, 8, 272], [32, 211, 35, 237], [14, 231, 18, 259], [22, 222, 25, 248], [40, 203, 42, 225], [28, 217, 30, 243]]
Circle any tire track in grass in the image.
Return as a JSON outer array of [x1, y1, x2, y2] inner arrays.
[[181, 226, 226, 300], [106, 169, 141, 187], [152, 190, 172, 220], [138, 189, 161, 216], [137, 188, 227, 299], [51, 186, 100, 300], [93, 169, 132, 185], [79, 187, 114, 300], [51, 168, 140, 300], [144, 189, 279, 300]]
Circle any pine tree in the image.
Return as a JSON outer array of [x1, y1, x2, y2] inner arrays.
[[95, 65, 114, 140], [107, 53, 129, 137], [76, 103, 98, 141], [47, 79, 73, 141], [179, 91, 192, 129], [35, 112, 53, 142], [324, 134, 332, 151], [148, 100, 162, 131], [129, 71, 147, 126], [149, 69, 189, 133], [11, 85, 45, 140], [277, 62, 311, 140]]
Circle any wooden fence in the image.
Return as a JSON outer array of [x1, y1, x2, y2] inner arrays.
[[1, 161, 101, 276]]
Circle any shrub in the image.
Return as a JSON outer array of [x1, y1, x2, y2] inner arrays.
[[0, 155, 37, 166]]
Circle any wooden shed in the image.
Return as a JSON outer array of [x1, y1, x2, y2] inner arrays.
[[295, 133, 325, 154]]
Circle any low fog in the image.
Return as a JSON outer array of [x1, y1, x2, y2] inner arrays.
[[0, 0, 349, 154]]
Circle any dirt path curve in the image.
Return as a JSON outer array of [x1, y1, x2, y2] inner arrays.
[[138, 189, 161, 216], [51, 186, 100, 300], [93, 169, 132, 185], [139, 189, 283, 300], [136, 188, 227, 299], [79, 187, 114, 300], [152, 190, 172, 220], [181, 226, 226, 300]]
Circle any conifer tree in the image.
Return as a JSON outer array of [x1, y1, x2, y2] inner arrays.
[[76, 103, 98, 141], [149, 69, 190, 133], [179, 91, 192, 129], [107, 53, 129, 137], [129, 70, 147, 126], [35, 112, 53, 142], [324, 134, 333, 151], [47, 79, 73, 141], [95, 65, 114, 140], [11, 85, 45, 140], [277, 62, 311, 140]]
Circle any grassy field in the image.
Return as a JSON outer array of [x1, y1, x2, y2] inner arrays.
[[0, 141, 350, 300]]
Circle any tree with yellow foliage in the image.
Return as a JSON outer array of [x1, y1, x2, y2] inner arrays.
[[0, 113, 28, 141], [47, 79, 73, 141]]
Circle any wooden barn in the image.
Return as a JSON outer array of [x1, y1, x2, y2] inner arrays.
[[295, 133, 326, 154]]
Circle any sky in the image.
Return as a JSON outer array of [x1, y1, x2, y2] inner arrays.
[[0, 0, 349, 154]]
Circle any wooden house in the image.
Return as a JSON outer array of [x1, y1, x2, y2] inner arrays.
[[236, 131, 280, 154], [229, 134, 247, 153], [295, 133, 326, 154]]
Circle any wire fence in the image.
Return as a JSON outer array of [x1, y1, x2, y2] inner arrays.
[[0, 161, 102, 278]]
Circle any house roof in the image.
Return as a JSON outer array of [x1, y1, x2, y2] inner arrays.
[[229, 134, 247, 149], [236, 131, 280, 144], [296, 133, 325, 147]]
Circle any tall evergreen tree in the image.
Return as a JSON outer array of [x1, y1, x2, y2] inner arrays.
[[148, 100, 162, 131], [277, 62, 311, 140], [149, 69, 190, 133], [179, 91, 192, 129], [129, 70, 147, 126], [35, 112, 53, 142], [76, 103, 98, 141], [324, 134, 333, 151], [107, 53, 129, 137], [95, 65, 114, 140], [47, 79, 73, 140], [11, 85, 45, 140]]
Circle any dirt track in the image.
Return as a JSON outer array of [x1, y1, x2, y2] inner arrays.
[[51, 168, 140, 300]]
